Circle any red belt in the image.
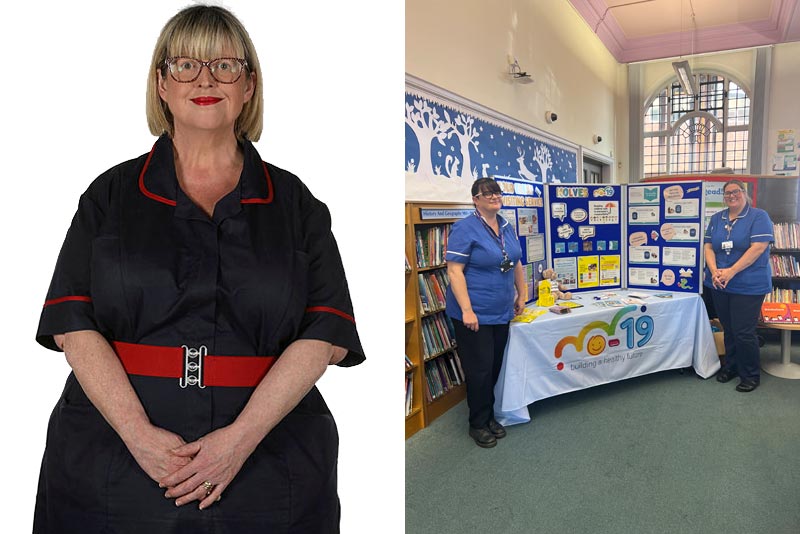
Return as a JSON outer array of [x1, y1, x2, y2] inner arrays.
[[112, 341, 276, 388]]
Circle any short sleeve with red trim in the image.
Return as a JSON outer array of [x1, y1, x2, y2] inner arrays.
[[36, 187, 106, 351], [297, 198, 365, 367]]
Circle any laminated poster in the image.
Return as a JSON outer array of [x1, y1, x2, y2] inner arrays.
[[661, 222, 700, 242], [599, 255, 620, 286], [629, 185, 660, 205], [518, 208, 538, 236], [577, 255, 599, 289], [553, 256, 578, 290], [499, 209, 517, 232], [526, 234, 545, 262], [588, 201, 619, 225], [628, 267, 660, 286], [664, 199, 699, 219], [629, 206, 660, 225], [629, 246, 660, 264], [662, 246, 696, 267]]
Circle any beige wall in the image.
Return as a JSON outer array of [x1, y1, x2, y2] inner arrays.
[[406, 0, 627, 174], [766, 42, 800, 167]]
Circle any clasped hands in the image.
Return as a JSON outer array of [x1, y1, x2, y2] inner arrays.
[[711, 267, 734, 289], [128, 423, 255, 510]]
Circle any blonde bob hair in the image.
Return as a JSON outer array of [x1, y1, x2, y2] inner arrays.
[[146, 5, 264, 141]]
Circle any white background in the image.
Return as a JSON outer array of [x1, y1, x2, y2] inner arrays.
[[0, 1, 403, 531]]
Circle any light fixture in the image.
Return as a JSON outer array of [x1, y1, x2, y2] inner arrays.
[[508, 58, 533, 84], [672, 60, 698, 96]]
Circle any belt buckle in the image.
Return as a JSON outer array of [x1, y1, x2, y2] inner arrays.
[[180, 345, 207, 388]]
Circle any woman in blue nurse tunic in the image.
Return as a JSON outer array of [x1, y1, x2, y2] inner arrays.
[[704, 179, 773, 392], [445, 178, 526, 448]]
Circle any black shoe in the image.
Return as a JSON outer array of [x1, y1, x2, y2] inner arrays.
[[716, 368, 737, 383], [736, 380, 759, 392], [488, 419, 507, 439], [469, 427, 497, 448]]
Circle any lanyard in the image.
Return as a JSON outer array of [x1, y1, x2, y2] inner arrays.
[[474, 211, 508, 259], [725, 215, 738, 240]]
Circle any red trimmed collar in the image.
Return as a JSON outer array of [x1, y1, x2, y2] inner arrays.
[[138, 135, 274, 208]]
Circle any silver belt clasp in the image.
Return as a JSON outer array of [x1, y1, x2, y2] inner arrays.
[[180, 345, 207, 388]]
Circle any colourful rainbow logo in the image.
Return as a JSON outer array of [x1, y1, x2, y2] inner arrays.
[[554, 305, 637, 367]]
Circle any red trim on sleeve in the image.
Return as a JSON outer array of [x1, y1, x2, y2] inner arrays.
[[43, 296, 92, 308], [240, 161, 274, 204], [305, 306, 355, 323], [138, 143, 177, 207]]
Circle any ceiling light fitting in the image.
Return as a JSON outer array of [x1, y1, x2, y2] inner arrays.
[[672, 60, 698, 96]]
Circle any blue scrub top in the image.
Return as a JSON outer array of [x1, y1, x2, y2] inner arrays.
[[703, 203, 773, 295], [445, 213, 523, 324]]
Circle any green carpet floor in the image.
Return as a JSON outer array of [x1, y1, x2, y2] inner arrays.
[[406, 340, 800, 534]]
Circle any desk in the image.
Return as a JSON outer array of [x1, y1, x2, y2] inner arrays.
[[759, 322, 800, 379], [494, 290, 720, 426]]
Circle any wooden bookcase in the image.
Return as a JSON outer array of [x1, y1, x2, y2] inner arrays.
[[405, 202, 471, 439], [768, 222, 800, 303]]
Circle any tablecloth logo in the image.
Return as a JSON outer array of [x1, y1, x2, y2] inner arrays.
[[553, 305, 654, 371]]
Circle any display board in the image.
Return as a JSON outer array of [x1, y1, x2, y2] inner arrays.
[[546, 184, 623, 293], [495, 176, 547, 302], [626, 181, 704, 293]]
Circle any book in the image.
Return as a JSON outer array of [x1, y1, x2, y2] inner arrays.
[[761, 302, 793, 323]]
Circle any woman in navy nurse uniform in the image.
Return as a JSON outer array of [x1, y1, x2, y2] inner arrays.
[[704, 179, 772, 392], [445, 178, 526, 448], [34, 5, 364, 533]]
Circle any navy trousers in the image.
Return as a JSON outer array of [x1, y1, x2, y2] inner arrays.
[[709, 289, 765, 382], [452, 320, 509, 429]]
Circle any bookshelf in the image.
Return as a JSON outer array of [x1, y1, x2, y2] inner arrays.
[[405, 202, 471, 439], [768, 222, 800, 303]]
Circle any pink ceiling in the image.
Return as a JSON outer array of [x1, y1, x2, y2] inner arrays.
[[568, 0, 800, 63]]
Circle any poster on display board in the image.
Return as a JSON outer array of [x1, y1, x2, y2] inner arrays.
[[495, 176, 548, 302], [627, 181, 704, 293], [546, 184, 623, 293]]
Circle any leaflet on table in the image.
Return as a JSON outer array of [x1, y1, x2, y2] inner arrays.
[[511, 308, 549, 323]]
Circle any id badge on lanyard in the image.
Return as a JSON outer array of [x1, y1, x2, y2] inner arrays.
[[722, 218, 737, 255], [475, 211, 513, 272]]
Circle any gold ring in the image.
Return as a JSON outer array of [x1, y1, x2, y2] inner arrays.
[[202, 480, 214, 495]]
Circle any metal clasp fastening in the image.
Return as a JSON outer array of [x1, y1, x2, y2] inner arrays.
[[180, 345, 207, 388]]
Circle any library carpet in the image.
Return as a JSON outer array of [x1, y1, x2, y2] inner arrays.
[[406, 339, 800, 534]]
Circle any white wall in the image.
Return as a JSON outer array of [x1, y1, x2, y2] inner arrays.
[[406, 0, 627, 171], [0, 1, 403, 532]]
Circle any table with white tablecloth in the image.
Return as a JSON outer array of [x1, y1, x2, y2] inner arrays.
[[494, 290, 720, 426]]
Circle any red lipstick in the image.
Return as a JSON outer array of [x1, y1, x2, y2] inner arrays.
[[191, 97, 222, 105]]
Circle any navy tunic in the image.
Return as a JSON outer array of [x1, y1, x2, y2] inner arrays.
[[35, 136, 365, 533]]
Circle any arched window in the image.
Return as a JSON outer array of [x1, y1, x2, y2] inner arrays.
[[643, 72, 750, 178]]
